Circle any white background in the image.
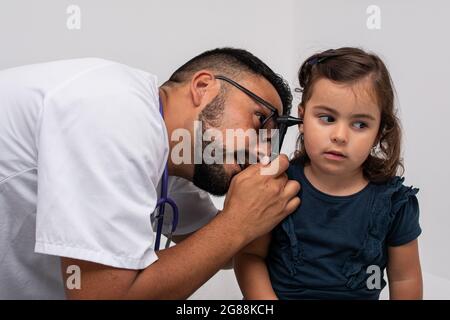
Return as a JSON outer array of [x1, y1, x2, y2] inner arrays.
[[1, 0, 449, 299]]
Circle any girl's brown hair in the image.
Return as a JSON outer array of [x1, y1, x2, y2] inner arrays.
[[295, 47, 403, 183]]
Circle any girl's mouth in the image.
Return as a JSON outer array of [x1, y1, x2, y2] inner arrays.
[[324, 150, 347, 160]]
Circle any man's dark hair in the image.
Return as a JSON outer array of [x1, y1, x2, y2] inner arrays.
[[164, 47, 292, 116]]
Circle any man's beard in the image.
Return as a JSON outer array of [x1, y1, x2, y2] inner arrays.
[[193, 161, 231, 196], [192, 90, 234, 196]]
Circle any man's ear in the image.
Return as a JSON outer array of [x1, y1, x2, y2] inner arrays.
[[189, 71, 219, 107]]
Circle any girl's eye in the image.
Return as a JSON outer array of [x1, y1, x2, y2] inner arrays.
[[353, 121, 367, 129], [319, 115, 335, 123]]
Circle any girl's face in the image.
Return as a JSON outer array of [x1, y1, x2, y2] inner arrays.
[[299, 77, 381, 177]]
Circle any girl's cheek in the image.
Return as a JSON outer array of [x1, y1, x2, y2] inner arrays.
[[305, 122, 322, 140], [304, 136, 318, 156]]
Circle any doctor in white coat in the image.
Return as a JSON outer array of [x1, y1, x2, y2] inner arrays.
[[0, 47, 300, 299]]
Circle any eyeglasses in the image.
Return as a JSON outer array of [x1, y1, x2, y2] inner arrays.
[[215, 75, 302, 155]]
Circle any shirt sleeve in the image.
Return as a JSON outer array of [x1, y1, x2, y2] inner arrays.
[[34, 70, 168, 270], [157, 177, 218, 236], [386, 192, 422, 247]]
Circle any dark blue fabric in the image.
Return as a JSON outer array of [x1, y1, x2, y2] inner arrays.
[[266, 162, 421, 300]]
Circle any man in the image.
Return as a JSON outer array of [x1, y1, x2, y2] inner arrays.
[[0, 48, 300, 299]]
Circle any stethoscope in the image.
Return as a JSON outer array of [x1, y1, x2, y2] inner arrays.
[[153, 99, 179, 251]]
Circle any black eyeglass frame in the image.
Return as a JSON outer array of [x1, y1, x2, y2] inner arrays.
[[215, 75, 302, 152]]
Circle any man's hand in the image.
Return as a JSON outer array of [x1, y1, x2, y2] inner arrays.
[[222, 154, 301, 244]]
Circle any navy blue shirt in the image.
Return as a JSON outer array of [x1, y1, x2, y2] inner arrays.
[[267, 162, 421, 300]]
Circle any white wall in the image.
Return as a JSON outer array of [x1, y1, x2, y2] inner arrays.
[[1, 0, 449, 299], [0, 0, 296, 84]]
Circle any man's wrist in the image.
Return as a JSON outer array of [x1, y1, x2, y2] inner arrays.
[[212, 208, 250, 250]]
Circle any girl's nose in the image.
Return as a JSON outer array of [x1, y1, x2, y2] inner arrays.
[[330, 125, 348, 145]]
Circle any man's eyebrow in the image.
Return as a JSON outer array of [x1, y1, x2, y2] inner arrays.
[[312, 105, 376, 121]]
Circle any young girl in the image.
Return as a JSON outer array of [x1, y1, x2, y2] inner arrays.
[[234, 47, 423, 300]]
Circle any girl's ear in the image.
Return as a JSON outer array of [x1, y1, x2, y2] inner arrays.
[[298, 104, 305, 132]]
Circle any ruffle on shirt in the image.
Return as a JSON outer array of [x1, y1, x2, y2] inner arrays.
[[341, 177, 419, 289], [278, 215, 304, 276]]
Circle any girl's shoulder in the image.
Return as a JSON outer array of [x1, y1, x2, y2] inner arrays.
[[287, 158, 419, 215], [371, 176, 419, 216], [342, 176, 421, 288]]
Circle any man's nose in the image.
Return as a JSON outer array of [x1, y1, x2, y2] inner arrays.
[[330, 123, 348, 145]]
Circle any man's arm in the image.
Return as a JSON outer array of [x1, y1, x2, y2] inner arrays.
[[387, 239, 423, 300], [170, 211, 232, 270], [61, 212, 245, 299], [61, 155, 301, 299]]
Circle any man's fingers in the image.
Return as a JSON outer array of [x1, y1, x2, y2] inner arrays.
[[275, 173, 288, 187], [277, 154, 290, 176], [258, 154, 290, 177], [284, 196, 301, 215], [241, 154, 289, 176], [282, 180, 301, 198], [281, 180, 301, 216]]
